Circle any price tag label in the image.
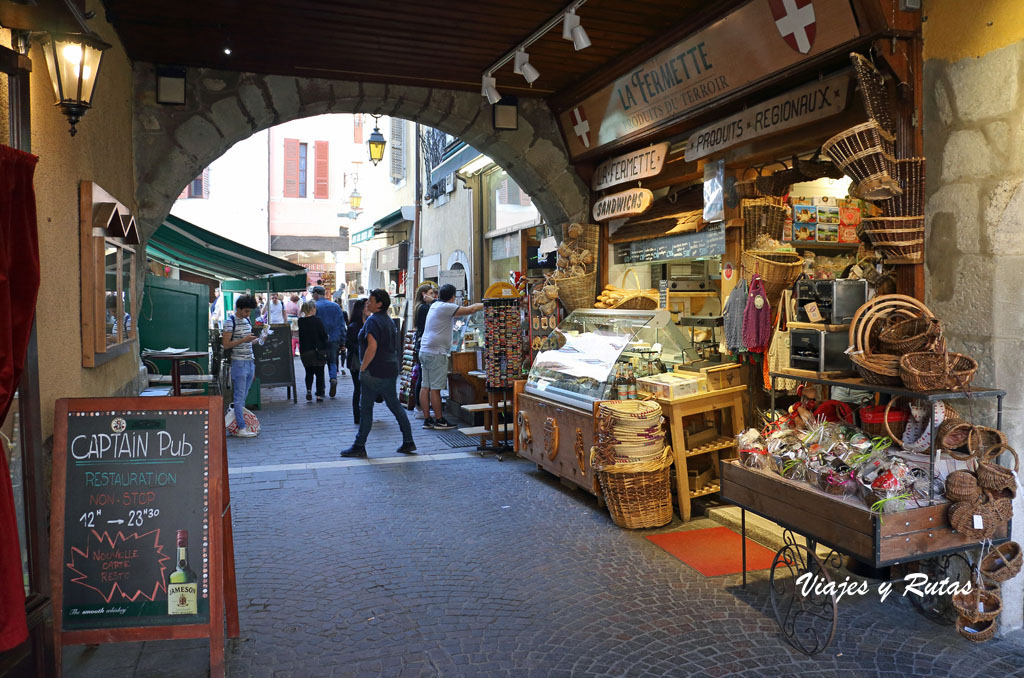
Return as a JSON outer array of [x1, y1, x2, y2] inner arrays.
[[850, 264, 864, 279], [805, 302, 823, 323], [973, 514, 984, 530]]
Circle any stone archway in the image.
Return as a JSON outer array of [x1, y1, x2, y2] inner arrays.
[[132, 64, 588, 239]]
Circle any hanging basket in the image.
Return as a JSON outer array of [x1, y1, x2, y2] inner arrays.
[[976, 443, 1020, 494], [979, 541, 1022, 583], [557, 270, 598, 313], [796, 151, 845, 181], [741, 197, 788, 248], [957, 616, 998, 643], [593, 446, 674, 529], [850, 52, 897, 136], [822, 121, 901, 200], [740, 250, 803, 305], [944, 470, 981, 504], [880, 157, 926, 217], [948, 500, 998, 540], [899, 352, 978, 392], [877, 316, 943, 354], [952, 586, 1002, 623], [944, 426, 1008, 463]]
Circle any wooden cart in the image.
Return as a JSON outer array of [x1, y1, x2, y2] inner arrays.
[[719, 373, 1010, 655]]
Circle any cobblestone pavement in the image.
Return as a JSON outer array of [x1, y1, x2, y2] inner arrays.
[[63, 361, 1024, 677]]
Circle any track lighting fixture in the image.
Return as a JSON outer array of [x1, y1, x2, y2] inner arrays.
[[481, 75, 501, 105], [513, 49, 540, 84], [562, 9, 591, 51]]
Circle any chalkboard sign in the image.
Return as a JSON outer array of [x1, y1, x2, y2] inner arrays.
[[614, 224, 726, 264], [253, 322, 297, 393], [51, 396, 238, 677]]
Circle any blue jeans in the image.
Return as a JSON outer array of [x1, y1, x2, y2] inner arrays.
[[230, 360, 256, 428], [326, 340, 340, 380], [354, 372, 413, 448]]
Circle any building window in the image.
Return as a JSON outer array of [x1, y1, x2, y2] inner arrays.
[[284, 138, 309, 198], [390, 118, 406, 185], [179, 168, 209, 199], [314, 140, 329, 199], [298, 142, 308, 198], [483, 168, 539, 232], [353, 114, 363, 144]]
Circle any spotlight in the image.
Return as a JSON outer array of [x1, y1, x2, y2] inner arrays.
[[223, 47, 232, 55], [513, 49, 540, 84], [562, 9, 591, 51], [481, 75, 501, 105]]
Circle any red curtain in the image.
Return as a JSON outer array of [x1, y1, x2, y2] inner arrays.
[[0, 144, 40, 652]]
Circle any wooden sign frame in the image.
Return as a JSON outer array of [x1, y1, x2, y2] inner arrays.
[[50, 396, 239, 678]]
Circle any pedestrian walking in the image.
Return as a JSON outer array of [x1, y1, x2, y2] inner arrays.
[[312, 285, 345, 398], [344, 298, 366, 425], [263, 292, 287, 324], [418, 284, 482, 430], [341, 289, 416, 458], [298, 301, 328, 402], [411, 283, 437, 420], [222, 295, 260, 438]]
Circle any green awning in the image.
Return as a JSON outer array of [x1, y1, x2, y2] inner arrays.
[[372, 206, 415, 231], [147, 214, 307, 289]]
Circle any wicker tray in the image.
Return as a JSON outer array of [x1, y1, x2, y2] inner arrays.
[[593, 446, 674, 529]]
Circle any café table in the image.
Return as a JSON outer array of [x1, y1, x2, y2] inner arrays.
[[142, 350, 209, 396]]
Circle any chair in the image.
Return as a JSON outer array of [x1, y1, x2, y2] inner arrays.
[[143, 358, 160, 375], [179, 360, 209, 396]]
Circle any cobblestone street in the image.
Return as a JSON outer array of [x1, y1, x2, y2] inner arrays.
[[63, 367, 1024, 677]]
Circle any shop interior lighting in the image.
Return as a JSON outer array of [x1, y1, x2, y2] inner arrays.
[[481, 0, 589, 104], [513, 49, 540, 84]]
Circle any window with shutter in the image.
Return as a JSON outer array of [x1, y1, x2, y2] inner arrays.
[[201, 168, 210, 199], [314, 140, 329, 199], [519, 189, 532, 207], [353, 114, 363, 144], [298, 143, 308, 198], [283, 138, 300, 197], [445, 173, 455, 194], [390, 118, 406, 183], [188, 175, 203, 198], [178, 185, 189, 200], [498, 179, 509, 204]]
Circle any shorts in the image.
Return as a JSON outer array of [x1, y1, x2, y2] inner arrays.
[[419, 351, 449, 390]]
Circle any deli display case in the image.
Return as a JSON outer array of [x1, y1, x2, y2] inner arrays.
[[451, 309, 485, 352], [516, 309, 690, 496]]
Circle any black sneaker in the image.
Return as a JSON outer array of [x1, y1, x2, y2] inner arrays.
[[432, 418, 456, 430], [422, 417, 435, 429], [396, 442, 417, 454], [340, 445, 367, 458], [329, 378, 338, 398], [306, 391, 312, 401]]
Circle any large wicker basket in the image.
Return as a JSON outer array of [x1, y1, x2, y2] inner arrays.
[[593, 446, 674, 529], [823, 120, 901, 200], [740, 250, 804, 305], [741, 198, 787, 249], [558, 270, 598, 313]]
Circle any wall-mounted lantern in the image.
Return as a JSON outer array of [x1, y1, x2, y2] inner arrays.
[[39, 32, 111, 136]]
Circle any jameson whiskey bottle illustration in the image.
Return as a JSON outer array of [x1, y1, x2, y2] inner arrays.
[[167, 530, 198, 615]]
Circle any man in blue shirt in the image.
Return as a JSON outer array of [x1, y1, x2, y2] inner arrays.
[[340, 289, 415, 458], [312, 286, 345, 397]]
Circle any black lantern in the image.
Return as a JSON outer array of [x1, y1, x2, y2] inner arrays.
[[367, 114, 386, 166], [40, 32, 111, 136]]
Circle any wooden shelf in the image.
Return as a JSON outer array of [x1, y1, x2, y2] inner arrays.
[[690, 482, 721, 498], [459, 423, 512, 436], [685, 437, 737, 457], [462, 401, 509, 412], [790, 241, 859, 250]]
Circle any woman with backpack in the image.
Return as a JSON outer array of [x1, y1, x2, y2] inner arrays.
[[344, 298, 367, 424], [298, 301, 329, 402]]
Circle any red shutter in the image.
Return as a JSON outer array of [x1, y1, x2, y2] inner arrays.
[[314, 140, 329, 199], [353, 115, 363, 144], [178, 185, 188, 200], [283, 138, 299, 198]]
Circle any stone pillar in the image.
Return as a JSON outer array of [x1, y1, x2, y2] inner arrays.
[[924, 39, 1024, 634]]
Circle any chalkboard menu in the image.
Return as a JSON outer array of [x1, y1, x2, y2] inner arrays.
[[52, 396, 237, 677], [614, 224, 726, 264], [253, 322, 295, 388], [54, 402, 213, 630]]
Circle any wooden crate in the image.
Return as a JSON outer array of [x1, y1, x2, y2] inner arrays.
[[720, 460, 1009, 567]]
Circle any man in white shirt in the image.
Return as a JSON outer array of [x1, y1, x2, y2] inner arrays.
[[418, 284, 482, 430], [263, 293, 287, 324]]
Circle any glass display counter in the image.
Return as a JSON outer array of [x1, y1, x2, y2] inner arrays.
[[525, 309, 689, 409], [451, 310, 485, 352]]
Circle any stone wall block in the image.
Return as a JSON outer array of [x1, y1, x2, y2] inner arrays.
[[944, 335, 994, 389], [526, 138, 573, 184], [209, 97, 253, 139], [933, 74, 955, 128], [988, 179, 1024, 255], [237, 82, 276, 129], [925, 182, 980, 253], [173, 115, 224, 161], [264, 75, 301, 121], [947, 42, 1020, 123], [296, 78, 332, 116], [926, 254, 993, 336], [330, 80, 361, 103], [984, 120, 1010, 159], [941, 129, 995, 182], [992, 256, 1024, 337], [993, 338, 1024, 407]]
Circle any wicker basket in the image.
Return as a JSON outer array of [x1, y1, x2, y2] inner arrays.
[[949, 500, 998, 540], [880, 157, 926, 217], [593, 446, 674, 529], [740, 250, 803, 304], [952, 586, 1002, 623], [606, 269, 659, 310], [980, 541, 1022, 583], [851, 353, 903, 386], [944, 470, 981, 503], [850, 52, 897, 136], [796, 151, 845, 181], [859, 403, 908, 439], [944, 426, 1008, 462], [976, 443, 1019, 494], [899, 352, 978, 391], [741, 198, 788, 248], [957, 616, 998, 643], [755, 165, 801, 197], [557, 271, 598, 313], [878, 316, 943, 354], [823, 121, 901, 200]]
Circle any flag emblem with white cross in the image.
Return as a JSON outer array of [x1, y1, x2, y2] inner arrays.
[[570, 106, 590, 148], [769, 0, 817, 55]]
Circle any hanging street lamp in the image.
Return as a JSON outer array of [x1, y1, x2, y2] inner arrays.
[[349, 188, 362, 211], [39, 32, 111, 136], [367, 114, 386, 166]]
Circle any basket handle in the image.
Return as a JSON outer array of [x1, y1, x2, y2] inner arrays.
[[620, 267, 642, 291], [982, 443, 1020, 473], [883, 396, 905, 444]]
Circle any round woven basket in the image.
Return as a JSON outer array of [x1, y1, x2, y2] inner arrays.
[[957, 616, 998, 643], [952, 587, 1002, 623], [593, 446, 674, 529], [878, 316, 943, 354], [944, 426, 1008, 463], [980, 541, 1022, 583], [976, 443, 1019, 494], [740, 250, 803, 304], [851, 353, 903, 386], [899, 352, 978, 391], [949, 499, 998, 540], [944, 470, 981, 503], [557, 270, 598, 313]]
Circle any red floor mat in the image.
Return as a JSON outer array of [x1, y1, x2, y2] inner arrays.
[[645, 526, 777, 577]]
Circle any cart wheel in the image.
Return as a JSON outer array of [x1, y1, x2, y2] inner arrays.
[[769, 542, 837, 656]]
